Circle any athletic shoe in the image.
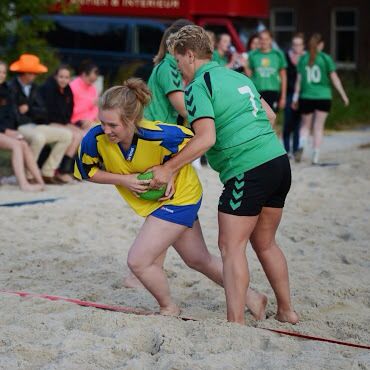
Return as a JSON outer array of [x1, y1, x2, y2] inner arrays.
[[312, 149, 320, 165], [294, 148, 303, 163]]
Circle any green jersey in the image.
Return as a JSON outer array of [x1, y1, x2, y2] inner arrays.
[[144, 53, 183, 124], [297, 51, 336, 100], [212, 50, 228, 66], [248, 49, 287, 92], [185, 61, 286, 184]]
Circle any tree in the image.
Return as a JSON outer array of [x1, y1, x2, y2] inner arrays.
[[0, 0, 77, 75]]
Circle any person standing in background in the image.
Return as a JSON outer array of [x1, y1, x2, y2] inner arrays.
[[293, 33, 349, 164], [246, 30, 287, 114], [246, 34, 260, 53], [144, 19, 193, 126], [212, 33, 237, 68], [70, 61, 99, 130], [283, 33, 305, 159]]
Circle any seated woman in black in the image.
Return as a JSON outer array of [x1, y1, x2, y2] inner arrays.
[[40, 65, 84, 174]]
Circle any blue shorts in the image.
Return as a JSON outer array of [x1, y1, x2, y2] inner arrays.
[[151, 198, 202, 227]]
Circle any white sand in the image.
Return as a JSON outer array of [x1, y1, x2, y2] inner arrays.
[[0, 130, 369, 369]]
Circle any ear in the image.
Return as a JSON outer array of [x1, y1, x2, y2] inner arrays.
[[186, 49, 195, 63]]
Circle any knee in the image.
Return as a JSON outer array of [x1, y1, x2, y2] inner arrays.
[[251, 237, 274, 255], [184, 253, 209, 271], [73, 130, 83, 141], [127, 254, 144, 275], [63, 129, 73, 144], [32, 132, 46, 147], [218, 237, 245, 260], [20, 140, 29, 151]]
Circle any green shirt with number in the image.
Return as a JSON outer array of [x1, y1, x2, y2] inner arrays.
[[297, 51, 336, 100], [185, 61, 286, 184], [248, 48, 287, 92], [144, 53, 183, 124]]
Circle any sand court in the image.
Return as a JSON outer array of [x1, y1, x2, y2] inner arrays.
[[0, 130, 369, 369]]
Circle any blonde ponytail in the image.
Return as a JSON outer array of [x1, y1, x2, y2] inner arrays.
[[100, 78, 151, 129]]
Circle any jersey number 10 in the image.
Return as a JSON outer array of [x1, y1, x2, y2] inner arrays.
[[238, 85, 258, 117], [305, 65, 321, 83]]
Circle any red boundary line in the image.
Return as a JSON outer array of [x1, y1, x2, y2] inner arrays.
[[1, 290, 369, 350]]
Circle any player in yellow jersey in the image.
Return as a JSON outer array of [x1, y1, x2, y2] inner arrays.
[[75, 78, 267, 318]]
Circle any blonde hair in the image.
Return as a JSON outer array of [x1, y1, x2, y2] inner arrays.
[[171, 25, 213, 59], [308, 33, 323, 66], [99, 78, 151, 130]]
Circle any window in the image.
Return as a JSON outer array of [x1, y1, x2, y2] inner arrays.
[[270, 8, 295, 50], [46, 20, 128, 52], [137, 25, 164, 54], [331, 9, 358, 68]]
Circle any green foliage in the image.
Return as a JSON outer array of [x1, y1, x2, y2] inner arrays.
[[326, 81, 370, 129], [0, 0, 77, 78]]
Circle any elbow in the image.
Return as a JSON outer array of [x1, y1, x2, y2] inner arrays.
[[204, 132, 216, 150], [269, 111, 277, 126]]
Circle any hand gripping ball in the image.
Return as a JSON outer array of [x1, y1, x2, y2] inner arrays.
[[137, 171, 166, 201]]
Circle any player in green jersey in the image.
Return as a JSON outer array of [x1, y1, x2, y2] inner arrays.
[[150, 25, 298, 325], [246, 30, 287, 113], [212, 33, 234, 68], [293, 34, 349, 164], [144, 19, 192, 125]]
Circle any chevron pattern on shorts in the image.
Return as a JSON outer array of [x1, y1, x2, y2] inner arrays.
[[229, 173, 245, 210]]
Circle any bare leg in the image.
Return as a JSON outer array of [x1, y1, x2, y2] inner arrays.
[[250, 207, 299, 324], [312, 111, 328, 150], [21, 140, 44, 187], [123, 251, 167, 289], [311, 110, 328, 163], [218, 212, 259, 324], [299, 113, 313, 149], [173, 220, 267, 320], [0, 134, 43, 191], [127, 216, 187, 315]]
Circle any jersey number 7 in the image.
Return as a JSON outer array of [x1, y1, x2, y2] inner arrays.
[[238, 85, 258, 117]]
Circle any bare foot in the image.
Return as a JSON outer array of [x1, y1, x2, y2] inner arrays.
[[122, 274, 144, 289], [276, 310, 299, 324], [19, 183, 44, 192], [246, 288, 268, 320], [55, 173, 74, 184], [160, 303, 181, 317]]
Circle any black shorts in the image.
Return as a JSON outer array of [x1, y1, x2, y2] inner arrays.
[[260, 90, 280, 113], [218, 155, 291, 216], [299, 99, 331, 114]]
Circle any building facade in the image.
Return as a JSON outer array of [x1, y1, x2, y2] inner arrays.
[[269, 0, 370, 76]]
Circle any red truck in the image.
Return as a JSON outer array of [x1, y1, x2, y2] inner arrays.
[[70, 0, 269, 52], [48, 0, 268, 82]]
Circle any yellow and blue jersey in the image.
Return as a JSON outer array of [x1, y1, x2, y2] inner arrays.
[[74, 119, 202, 218]]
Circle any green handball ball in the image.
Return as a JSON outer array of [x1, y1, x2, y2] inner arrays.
[[137, 171, 166, 201]]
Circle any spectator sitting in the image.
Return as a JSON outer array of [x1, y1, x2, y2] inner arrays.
[[70, 60, 99, 130], [8, 54, 73, 184], [0, 60, 44, 191], [40, 65, 83, 174]]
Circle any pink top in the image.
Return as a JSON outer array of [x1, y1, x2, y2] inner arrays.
[[70, 76, 98, 123]]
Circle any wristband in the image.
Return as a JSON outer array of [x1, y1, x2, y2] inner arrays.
[[292, 93, 299, 103]]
